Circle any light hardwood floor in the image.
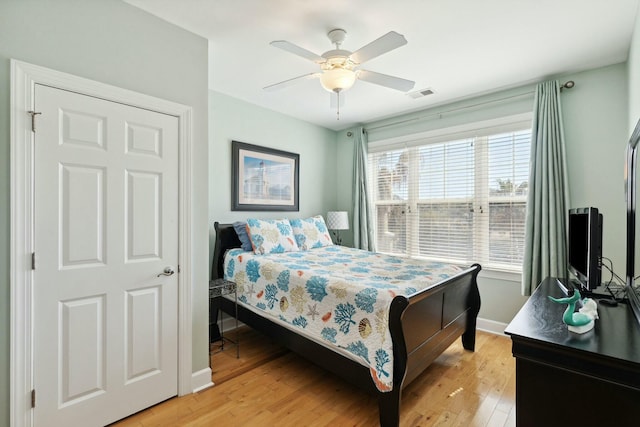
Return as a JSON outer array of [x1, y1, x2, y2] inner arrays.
[[113, 327, 516, 427]]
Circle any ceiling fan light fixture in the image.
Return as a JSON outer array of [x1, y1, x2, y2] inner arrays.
[[320, 68, 357, 93]]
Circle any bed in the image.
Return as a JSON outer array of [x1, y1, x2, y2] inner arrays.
[[212, 221, 481, 427]]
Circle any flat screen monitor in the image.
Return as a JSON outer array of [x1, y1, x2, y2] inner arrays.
[[568, 207, 602, 292]]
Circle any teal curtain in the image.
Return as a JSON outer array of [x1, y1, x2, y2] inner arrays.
[[352, 127, 375, 251], [522, 81, 570, 295]]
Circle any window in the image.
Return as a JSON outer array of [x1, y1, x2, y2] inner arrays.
[[369, 118, 531, 272]]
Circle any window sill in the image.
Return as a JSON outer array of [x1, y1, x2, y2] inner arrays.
[[478, 268, 521, 283]]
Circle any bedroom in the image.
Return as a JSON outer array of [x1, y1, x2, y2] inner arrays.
[[2, 1, 640, 426]]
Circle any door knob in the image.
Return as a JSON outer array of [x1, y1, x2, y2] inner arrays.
[[157, 267, 175, 277]]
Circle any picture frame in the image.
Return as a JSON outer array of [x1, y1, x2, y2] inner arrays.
[[231, 140, 299, 211]]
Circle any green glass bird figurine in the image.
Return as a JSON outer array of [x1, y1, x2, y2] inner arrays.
[[548, 289, 597, 333]]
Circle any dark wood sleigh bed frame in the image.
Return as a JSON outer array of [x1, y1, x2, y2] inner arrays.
[[212, 222, 481, 427]]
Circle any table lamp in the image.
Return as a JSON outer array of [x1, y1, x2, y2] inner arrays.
[[326, 211, 349, 245]]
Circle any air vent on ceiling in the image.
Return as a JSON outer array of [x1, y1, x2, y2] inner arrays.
[[408, 88, 435, 99]]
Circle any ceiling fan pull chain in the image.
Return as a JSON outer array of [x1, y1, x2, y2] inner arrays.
[[336, 91, 340, 120]]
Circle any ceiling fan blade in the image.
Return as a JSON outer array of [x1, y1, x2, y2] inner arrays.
[[263, 72, 321, 91], [270, 40, 325, 63], [350, 31, 408, 64], [358, 70, 415, 92]]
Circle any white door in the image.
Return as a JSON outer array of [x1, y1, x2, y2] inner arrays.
[[33, 84, 179, 427]]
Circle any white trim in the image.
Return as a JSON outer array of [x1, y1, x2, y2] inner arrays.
[[479, 268, 522, 283], [176, 107, 194, 398], [477, 317, 509, 335], [368, 112, 533, 153], [191, 368, 214, 393], [10, 57, 35, 427], [10, 59, 195, 427], [368, 113, 533, 274]]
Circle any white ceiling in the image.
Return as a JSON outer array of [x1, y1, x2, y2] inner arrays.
[[126, 0, 639, 131]]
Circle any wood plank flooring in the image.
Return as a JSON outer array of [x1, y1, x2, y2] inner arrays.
[[113, 327, 515, 427]]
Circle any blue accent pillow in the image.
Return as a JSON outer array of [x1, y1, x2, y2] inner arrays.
[[233, 221, 253, 251]]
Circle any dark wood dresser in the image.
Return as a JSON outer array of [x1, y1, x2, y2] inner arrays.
[[505, 277, 640, 427]]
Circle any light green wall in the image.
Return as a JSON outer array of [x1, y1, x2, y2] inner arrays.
[[335, 63, 629, 325], [0, 2, 209, 425], [209, 91, 339, 273], [563, 64, 628, 277]]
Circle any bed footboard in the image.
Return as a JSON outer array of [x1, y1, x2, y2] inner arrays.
[[389, 264, 480, 386], [382, 263, 482, 427]]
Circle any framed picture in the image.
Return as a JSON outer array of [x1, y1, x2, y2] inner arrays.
[[231, 140, 299, 211]]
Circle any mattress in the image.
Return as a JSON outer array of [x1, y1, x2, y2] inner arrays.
[[223, 245, 463, 391]]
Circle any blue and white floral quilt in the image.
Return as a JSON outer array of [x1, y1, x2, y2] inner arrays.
[[223, 245, 463, 392]]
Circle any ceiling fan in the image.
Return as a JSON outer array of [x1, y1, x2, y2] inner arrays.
[[264, 28, 415, 115]]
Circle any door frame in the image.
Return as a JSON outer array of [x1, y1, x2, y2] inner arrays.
[[10, 59, 195, 427]]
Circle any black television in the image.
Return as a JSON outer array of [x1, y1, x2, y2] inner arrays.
[[567, 207, 603, 292]]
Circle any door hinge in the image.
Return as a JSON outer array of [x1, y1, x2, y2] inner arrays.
[[27, 110, 42, 132], [32, 252, 35, 270], [178, 265, 181, 273], [31, 389, 35, 408]]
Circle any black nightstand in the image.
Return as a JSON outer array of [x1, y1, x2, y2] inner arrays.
[[209, 279, 239, 359]]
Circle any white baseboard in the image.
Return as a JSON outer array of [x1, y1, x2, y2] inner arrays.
[[191, 367, 214, 394], [477, 317, 508, 335]]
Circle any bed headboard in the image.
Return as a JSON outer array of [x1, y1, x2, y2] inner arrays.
[[212, 222, 242, 280]]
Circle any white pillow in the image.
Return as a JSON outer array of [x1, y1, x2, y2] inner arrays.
[[246, 218, 300, 254], [289, 215, 334, 250]]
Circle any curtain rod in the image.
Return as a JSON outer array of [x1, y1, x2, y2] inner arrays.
[[365, 80, 575, 133]]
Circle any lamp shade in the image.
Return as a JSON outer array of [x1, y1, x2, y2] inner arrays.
[[326, 211, 349, 230], [320, 68, 356, 93]]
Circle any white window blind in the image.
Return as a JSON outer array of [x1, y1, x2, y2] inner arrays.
[[369, 120, 531, 272]]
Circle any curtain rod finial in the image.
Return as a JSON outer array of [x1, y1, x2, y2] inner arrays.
[[561, 80, 575, 91]]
